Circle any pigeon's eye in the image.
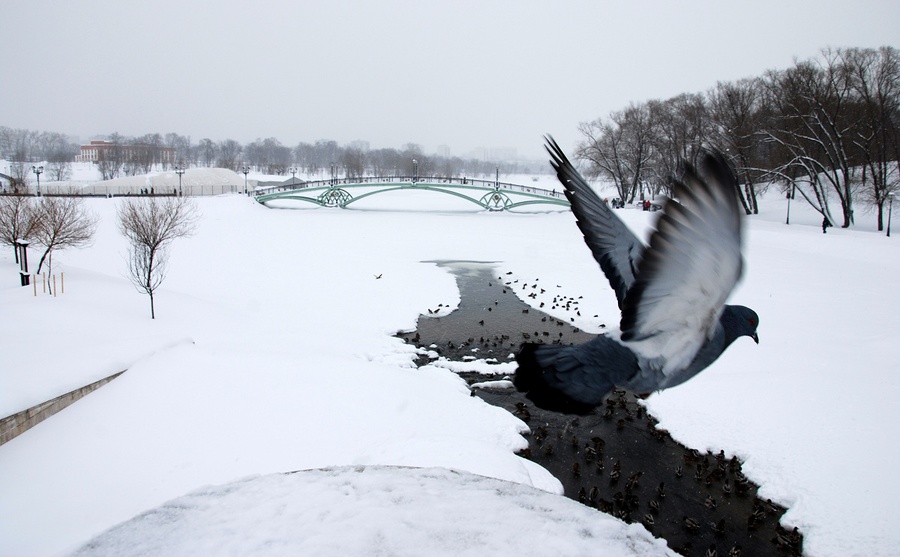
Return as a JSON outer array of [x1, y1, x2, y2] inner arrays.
[[749, 318, 757, 326]]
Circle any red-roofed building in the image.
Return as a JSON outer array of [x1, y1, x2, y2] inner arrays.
[[76, 140, 176, 165]]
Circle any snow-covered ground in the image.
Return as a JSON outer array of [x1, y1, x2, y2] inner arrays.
[[1, 170, 898, 556], [3, 162, 246, 196], [69, 466, 672, 557], [3, 160, 554, 197]]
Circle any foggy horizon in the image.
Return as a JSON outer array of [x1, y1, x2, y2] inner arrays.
[[3, 0, 898, 160]]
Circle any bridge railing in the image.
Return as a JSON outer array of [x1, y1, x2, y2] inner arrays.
[[254, 176, 565, 199]]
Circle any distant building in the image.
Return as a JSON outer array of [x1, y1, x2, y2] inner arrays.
[[76, 140, 177, 165]]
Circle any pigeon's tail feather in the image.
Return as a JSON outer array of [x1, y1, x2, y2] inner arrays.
[[514, 343, 614, 415]]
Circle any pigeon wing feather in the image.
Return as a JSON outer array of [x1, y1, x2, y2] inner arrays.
[[545, 136, 643, 308], [620, 152, 743, 377]]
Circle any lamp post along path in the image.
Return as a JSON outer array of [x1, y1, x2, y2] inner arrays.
[[888, 194, 894, 238], [32, 165, 43, 197], [785, 184, 793, 225], [175, 166, 185, 196]]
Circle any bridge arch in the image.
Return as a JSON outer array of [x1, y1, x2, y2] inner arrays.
[[254, 177, 568, 212]]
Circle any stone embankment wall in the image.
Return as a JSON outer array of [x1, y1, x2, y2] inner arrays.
[[0, 371, 125, 445]]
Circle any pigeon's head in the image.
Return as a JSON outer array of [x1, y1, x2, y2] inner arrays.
[[722, 305, 760, 345]]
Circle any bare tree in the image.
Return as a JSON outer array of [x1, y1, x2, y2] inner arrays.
[[217, 139, 242, 171], [97, 132, 126, 180], [46, 161, 72, 182], [648, 93, 708, 198], [0, 127, 37, 192], [577, 118, 631, 201], [36, 131, 78, 164], [438, 156, 464, 178], [244, 137, 292, 174], [32, 196, 98, 290], [0, 126, 37, 163], [117, 197, 199, 319], [366, 147, 401, 177], [0, 195, 39, 264], [340, 147, 366, 179], [314, 140, 339, 174], [400, 144, 428, 177], [845, 46, 900, 230], [129, 133, 163, 174], [577, 103, 656, 203], [761, 50, 860, 227], [198, 138, 217, 167], [165, 132, 193, 167], [707, 78, 767, 214]]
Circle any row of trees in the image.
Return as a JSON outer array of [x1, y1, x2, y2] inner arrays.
[[2, 128, 536, 189], [0, 128, 80, 185], [1, 194, 197, 318], [90, 132, 194, 180], [290, 140, 521, 179], [199, 138, 536, 178], [576, 46, 900, 230]]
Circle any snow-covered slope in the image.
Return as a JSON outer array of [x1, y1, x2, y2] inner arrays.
[[1, 185, 897, 556]]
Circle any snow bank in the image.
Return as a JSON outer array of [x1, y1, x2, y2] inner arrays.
[[81, 168, 244, 196], [72, 466, 674, 557], [1, 184, 898, 556]]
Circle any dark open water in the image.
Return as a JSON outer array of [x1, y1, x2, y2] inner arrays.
[[396, 261, 803, 557]]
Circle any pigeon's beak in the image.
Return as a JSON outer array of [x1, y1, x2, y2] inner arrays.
[[751, 333, 759, 344]]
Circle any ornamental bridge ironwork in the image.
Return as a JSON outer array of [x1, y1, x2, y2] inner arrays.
[[254, 175, 569, 211]]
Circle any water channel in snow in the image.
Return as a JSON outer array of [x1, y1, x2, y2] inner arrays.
[[397, 261, 803, 557]]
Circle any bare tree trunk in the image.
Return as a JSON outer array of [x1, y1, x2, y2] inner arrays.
[[147, 249, 156, 319], [735, 182, 751, 215], [118, 197, 198, 319], [36, 247, 51, 275]]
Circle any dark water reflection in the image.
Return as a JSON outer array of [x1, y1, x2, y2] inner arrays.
[[396, 260, 599, 363], [396, 261, 803, 557]]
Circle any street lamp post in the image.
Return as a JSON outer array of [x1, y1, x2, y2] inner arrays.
[[785, 184, 794, 225], [242, 166, 250, 195], [412, 159, 418, 183], [32, 165, 43, 196], [174, 165, 185, 197], [495, 166, 499, 190], [887, 194, 894, 237], [289, 167, 297, 188]]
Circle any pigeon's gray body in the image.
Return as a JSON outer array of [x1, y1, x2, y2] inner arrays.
[[514, 138, 759, 414]]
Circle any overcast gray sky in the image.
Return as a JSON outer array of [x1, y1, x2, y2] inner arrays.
[[3, 0, 898, 160]]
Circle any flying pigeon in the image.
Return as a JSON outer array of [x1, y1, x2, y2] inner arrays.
[[514, 137, 759, 414]]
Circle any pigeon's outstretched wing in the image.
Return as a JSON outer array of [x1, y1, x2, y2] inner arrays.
[[516, 144, 757, 413], [545, 136, 642, 308], [620, 151, 744, 377]]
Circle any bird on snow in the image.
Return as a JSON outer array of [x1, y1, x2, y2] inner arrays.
[[514, 136, 759, 414]]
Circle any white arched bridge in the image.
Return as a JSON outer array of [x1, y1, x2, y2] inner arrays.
[[254, 176, 570, 211]]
